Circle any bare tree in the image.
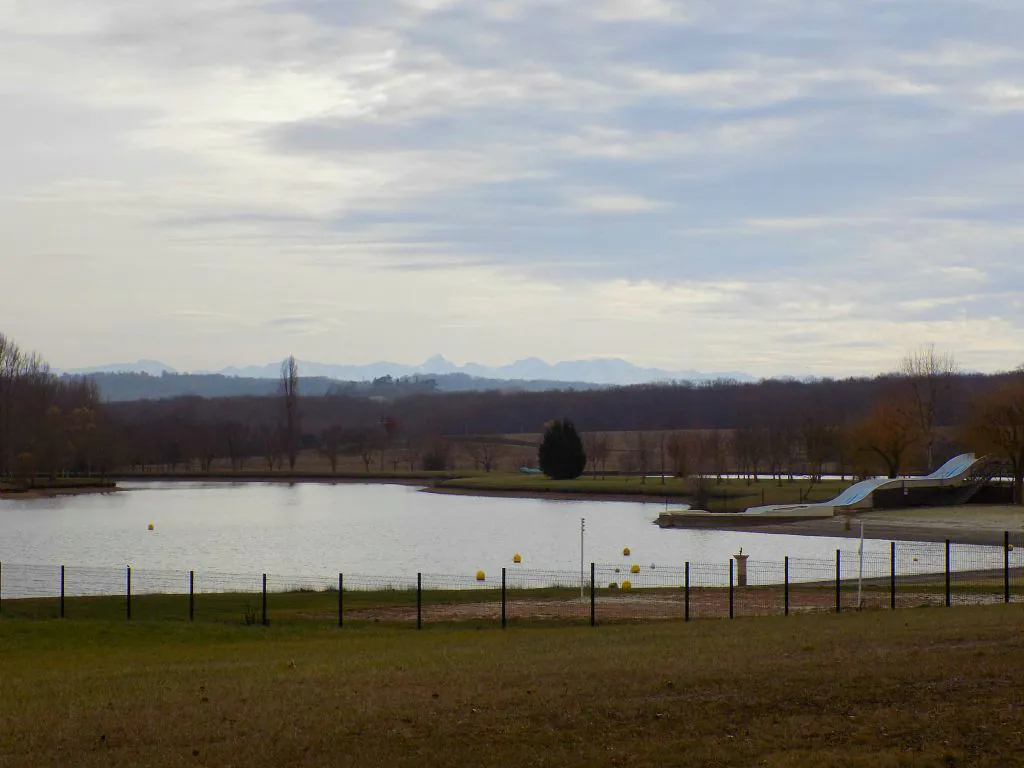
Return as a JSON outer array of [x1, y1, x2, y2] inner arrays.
[[899, 344, 958, 471], [377, 416, 399, 471], [259, 425, 282, 472], [405, 437, 423, 472], [732, 425, 766, 485], [700, 430, 727, 484], [634, 432, 650, 484], [584, 432, 610, 478], [665, 432, 691, 478], [348, 427, 382, 473], [968, 375, 1024, 504], [801, 418, 838, 483], [196, 425, 218, 472], [852, 393, 919, 478], [766, 421, 795, 486], [220, 421, 251, 472], [43, 405, 65, 480], [318, 425, 345, 473], [462, 440, 506, 472], [280, 355, 301, 471], [420, 436, 453, 472]]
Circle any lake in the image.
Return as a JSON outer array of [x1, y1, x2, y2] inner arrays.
[[0, 481, 943, 584]]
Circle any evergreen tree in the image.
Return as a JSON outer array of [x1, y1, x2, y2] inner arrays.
[[538, 419, 587, 480]]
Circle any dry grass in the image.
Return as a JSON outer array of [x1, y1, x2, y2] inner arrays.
[[2, 605, 1023, 766], [436, 473, 848, 507]]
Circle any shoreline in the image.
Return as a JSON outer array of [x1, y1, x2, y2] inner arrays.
[[658, 510, 1023, 546], [114, 473, 688, 503], [422, 485, 680, 504], [0, 485, 117, 501]]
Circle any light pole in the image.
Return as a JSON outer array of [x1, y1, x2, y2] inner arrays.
[[858, 522, 865, 609], [580, 517, 586, 600]]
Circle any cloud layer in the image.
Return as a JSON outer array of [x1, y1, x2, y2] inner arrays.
[[1, 0, 1022, 376]]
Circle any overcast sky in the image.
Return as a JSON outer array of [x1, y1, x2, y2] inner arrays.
[[2, 0, 1023, 377]]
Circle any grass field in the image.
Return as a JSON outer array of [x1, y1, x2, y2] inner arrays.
[[1, 605, 1023, 766], [436, 473, 849, 508]]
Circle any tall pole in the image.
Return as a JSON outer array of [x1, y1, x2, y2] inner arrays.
[[858, 523, 864, 610], [580, 518, 586, 601]]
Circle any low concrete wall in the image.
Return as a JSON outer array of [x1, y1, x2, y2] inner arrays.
[[656, 511, 833, 528]]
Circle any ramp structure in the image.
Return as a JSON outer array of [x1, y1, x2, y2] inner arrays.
[[742, 453, 991, 518]]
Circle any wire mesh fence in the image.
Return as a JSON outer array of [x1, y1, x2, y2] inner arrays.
[[1, 533, 1022, 629]]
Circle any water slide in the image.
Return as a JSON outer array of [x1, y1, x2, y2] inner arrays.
[[742, 453, 984, 518]]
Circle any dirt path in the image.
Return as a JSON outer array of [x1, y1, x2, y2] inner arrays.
[[664, 506, 1024, 545], [332, 588, 1020, 624]]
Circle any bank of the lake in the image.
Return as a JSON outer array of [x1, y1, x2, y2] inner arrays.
[[0, 478, 117, 500], [430, 473, 847, 507], [658, 505, 1024, 546], [108, 472, 848, 508]]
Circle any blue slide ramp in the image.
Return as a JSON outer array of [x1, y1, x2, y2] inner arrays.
[[743, 453, 981, 517]]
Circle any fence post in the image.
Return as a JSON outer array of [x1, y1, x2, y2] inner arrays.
[[945, 539, 951, 608], [835, 550, 841, 614], [416, 573, 422, 630], [189, 570, 194, 622], [784, 556, 789, 617], [890, 542, 896, 611], [684, 562, 690, 622], [261, 573, 267, 626], [589, 563, 595, 628], [1004, 531, 1010, 604], [728, 559, 734, 619], [60, 565, 65, 619], [126, 566, 132, 621], [502, 568, 507, 629], [338, 573, 344, 628]]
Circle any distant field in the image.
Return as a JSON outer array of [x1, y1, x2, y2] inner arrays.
[[436, 473, 849, 508], [122, 427, 868, 479], [111, 466, 852, 508], [1, 605, 1022, 766]]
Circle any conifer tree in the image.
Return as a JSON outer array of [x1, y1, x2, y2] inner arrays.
[[538, 419, 587, 480]]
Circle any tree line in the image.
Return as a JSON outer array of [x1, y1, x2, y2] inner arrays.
[[0, 333, 106, 482], [2, 332, 1023, 503]]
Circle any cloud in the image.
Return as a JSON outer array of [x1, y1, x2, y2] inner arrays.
[[569, 191, 668, 214], [0, 0, 1023, 375]]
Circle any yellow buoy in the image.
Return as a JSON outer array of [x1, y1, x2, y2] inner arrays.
[[622, 580, 632, 590], [147, 523, 154, 531], [1009, 544, 1015, 552], [630, 564, 640, 574], [623, 547, 631, 557], [475, 570, 486, 581], [513, 553, 522, 564]]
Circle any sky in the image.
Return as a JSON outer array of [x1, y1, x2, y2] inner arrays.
[[1, 0, 1023, 378]]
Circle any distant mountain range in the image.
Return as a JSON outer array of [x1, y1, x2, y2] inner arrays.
[[62, 355, 753, 387], [67, 371, 610, 402]]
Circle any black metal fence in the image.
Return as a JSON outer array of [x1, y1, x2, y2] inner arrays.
[[1, 534, 1021, 627]]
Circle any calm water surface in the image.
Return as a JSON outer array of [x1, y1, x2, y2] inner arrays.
[[0, 481, 922, 578]]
